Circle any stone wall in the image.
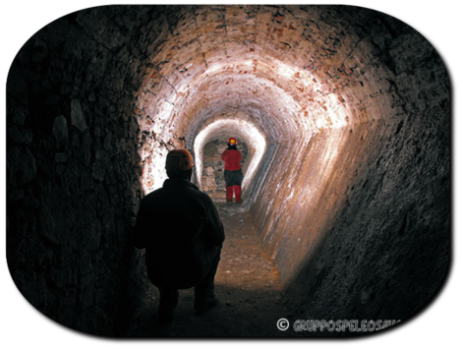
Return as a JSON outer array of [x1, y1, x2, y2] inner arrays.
[[250, 9, 450, 326], [6, 5, 451, 336], [284, 106, 450, 329], [6, 7, 152, 336], [252, 106, 450, 323]]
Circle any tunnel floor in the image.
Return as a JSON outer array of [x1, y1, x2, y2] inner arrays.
[[124, 191, 294, 338]]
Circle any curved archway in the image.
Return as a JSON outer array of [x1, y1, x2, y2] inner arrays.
[[194, 118, 267, 193], [6, 4, 450, 336]]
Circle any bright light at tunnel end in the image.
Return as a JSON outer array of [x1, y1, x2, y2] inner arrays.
[[194, 119, 267, 193], [137, 47, 351, 196]]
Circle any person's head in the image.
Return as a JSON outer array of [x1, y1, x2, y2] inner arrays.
[[165, 149, 194, 180], [227, 137, 237, 149]]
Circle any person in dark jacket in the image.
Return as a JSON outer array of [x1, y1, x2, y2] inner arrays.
[[221, 137, 243, 203], [132, 149, 225, 323]]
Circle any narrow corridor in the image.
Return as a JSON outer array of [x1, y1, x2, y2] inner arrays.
[[125, 192, 292, 337], [6, 5, 450, 337]]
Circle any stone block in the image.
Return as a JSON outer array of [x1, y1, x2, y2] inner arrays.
[[71, 99, 88, 132], [8, 146, 37, 186], [53, 115, 68, 150]]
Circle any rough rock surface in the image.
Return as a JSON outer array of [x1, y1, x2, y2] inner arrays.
[[6, 5, 450, 337]]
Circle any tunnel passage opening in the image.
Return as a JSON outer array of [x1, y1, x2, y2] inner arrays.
[[200, 137, 249, 194], [129, 4, 449, 331], [193, 118, 268, 199], [5, 4, 450, 337]]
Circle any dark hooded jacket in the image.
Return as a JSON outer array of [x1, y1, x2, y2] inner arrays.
[[132, 178, 224, 289]]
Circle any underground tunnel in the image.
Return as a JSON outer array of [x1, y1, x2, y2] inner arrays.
[[6, 5, 450, 337]]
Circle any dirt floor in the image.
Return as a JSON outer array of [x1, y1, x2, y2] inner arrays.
[[124, 191, 296, 338]]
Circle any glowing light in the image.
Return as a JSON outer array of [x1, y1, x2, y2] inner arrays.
[[136, 55, 352, 197], [277, 63, 296, 79], [140, 147, 169, 194], [194, 119, 267, 192], [205, 63, 225, 76]]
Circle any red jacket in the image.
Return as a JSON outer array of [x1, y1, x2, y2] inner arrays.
[[221, 149, 242, 171]]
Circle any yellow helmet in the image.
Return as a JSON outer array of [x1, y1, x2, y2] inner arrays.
[[228, 137, 237, 145], [165, 149, 194, 170]]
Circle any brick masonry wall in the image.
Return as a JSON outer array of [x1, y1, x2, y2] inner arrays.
[[6, 5, 450, 335]]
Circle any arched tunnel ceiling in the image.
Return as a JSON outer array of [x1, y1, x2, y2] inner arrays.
[[194, 116, 267, 192], [133, 5, 406, 192], [135, 3, 398, 140], [4, 3, 451, 337]]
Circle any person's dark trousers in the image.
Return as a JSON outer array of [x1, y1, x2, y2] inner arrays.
[[158, 288, 179, 323], [226, 186, 233, 202], [225, 169, 243, 203], [194, 246, 222, 311]]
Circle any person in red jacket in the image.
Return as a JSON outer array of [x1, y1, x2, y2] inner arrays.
[[221, 138, 243, 203]]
